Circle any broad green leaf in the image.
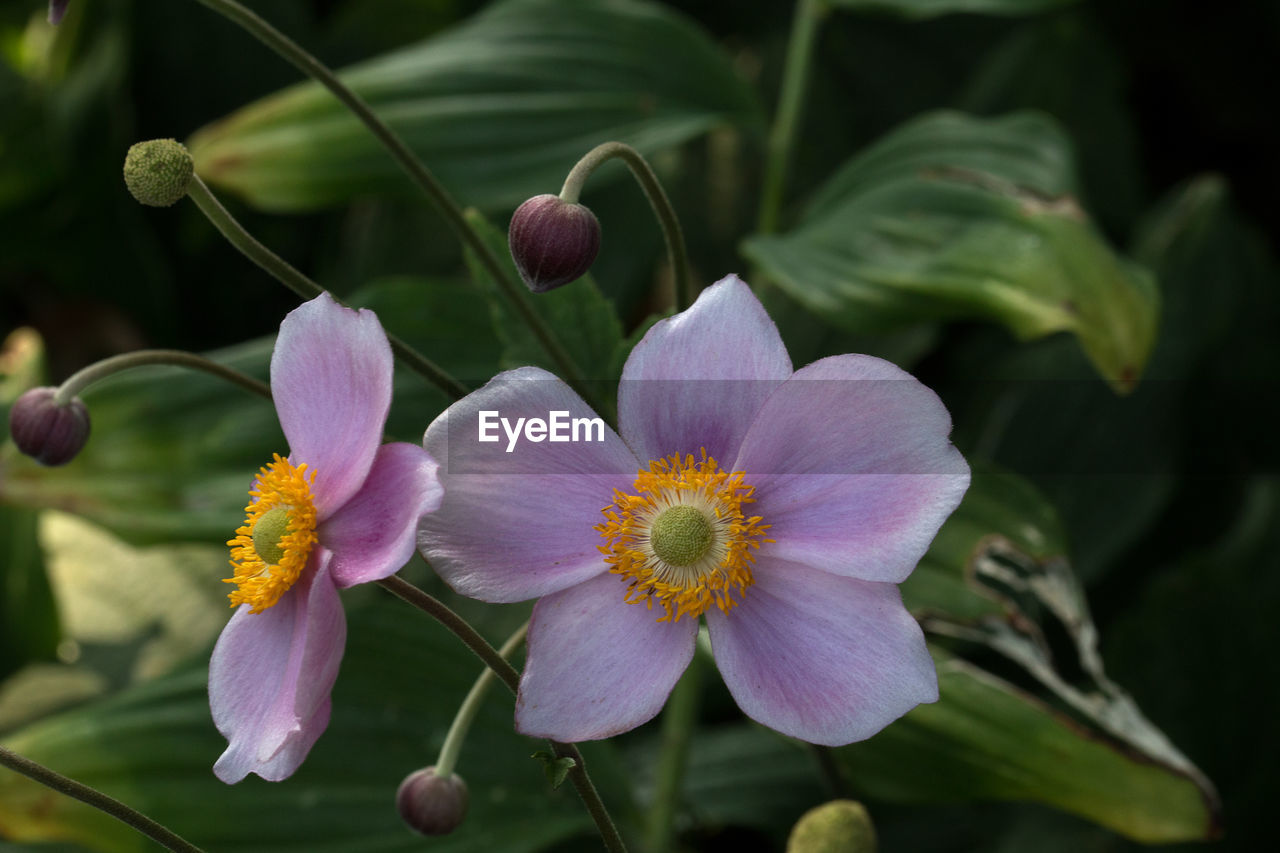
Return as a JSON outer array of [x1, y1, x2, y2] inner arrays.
[[0, 507, 59, 681], [742, 111, 1158, 390], [187, 0, 759, 213], [842, 652, 1218, 844], [0, 583, 634, 852], [876, 466, 1219, 842], [828, 0, 1079, 18]]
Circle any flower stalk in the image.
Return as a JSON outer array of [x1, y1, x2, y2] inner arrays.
[[53, 348, 271, 405], [184, 176, 469, 401], [756, 0, 827, 239], [376, 575, 628, 853], [190, 0, 596, 409], [560, 141, 694, 311], [0, 746, 204, 853], [647, 650, 702, 852], [435, 622, 529, 778]]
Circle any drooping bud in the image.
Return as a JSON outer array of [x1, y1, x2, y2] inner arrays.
[[8, 387, 90, 466], [123, 139, 194, 207], [786, 800, 877, 853], [508, 194, 601, 293], [48, 1, 69, 25], [396, 767, 469, 836]]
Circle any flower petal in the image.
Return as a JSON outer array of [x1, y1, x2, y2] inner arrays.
[[734, 354, 969, 583], [325, 443, 442, 588], [210, 552, 346, 783], [272, 293, 393, 519], [618, 274, 792, 465], [706, 558, 937, 745], [418, 367, 638, 602], [515, 572, 697, 741]]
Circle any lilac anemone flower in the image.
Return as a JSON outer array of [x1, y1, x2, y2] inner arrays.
[[211, 293, 442, 782], [418, 275, 969, 745]]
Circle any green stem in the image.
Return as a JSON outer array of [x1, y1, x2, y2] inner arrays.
[[185, 176, 469, 401], [560, 141, 694, 312], [376, 575, 628, 853], [756, 0, 825, 238], [0, 746, 204, 853], [647, 652, 702, 852], [435, 622, 529, 778], [53, 349, 270, 405], [191, 0, 594, 406]]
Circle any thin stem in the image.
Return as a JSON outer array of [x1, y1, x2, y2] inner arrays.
[[0, 746, 204, 853], [810, 744, 852, 800], [435, 622, 529, 778], [185, 176, 469, 401], [54, 349, 270, 405], [560, 141, 694, 312], [192, 0, 594, 406], [376, 575, 627, 853], [647, 652, 702, 852], [756, 0, 825, 238]]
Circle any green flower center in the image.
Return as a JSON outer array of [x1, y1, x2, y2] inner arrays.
[[250, 506, 292, 567], [648, 505, 714, 567]]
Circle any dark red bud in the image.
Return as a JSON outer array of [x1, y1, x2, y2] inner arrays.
[[508, 194, 601, 293], [8, 387, 91, 466], [396, 767, 469, 836]]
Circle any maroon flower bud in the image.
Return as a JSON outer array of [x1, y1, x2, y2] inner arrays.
[[49, 1, 69, 26], [396, 767, 468, 836], [9, 387, 90, 466], [508, 194, 601, 293]]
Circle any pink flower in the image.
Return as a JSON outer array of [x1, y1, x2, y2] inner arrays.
[[418, 276, 969, 745], [210, 294, 442, 782]]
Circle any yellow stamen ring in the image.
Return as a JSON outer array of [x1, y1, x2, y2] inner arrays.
[[225, 453, 319, 614], [596, 451, 771, 623]]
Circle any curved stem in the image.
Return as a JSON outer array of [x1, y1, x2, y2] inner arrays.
[[376, 575, 627, 853], [756, 0, 825, 238], [0, 746, 204, 853], [185, 176, 469, 401], [435, 621, 529, 778], [53, 349, 270, 406], [191, 0, 593, 406], [647, 651, 701, 852], [561, 141, 694, 312]]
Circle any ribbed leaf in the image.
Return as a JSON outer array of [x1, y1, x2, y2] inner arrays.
[[742, 111, 1158, 390], [828, 0, 1079, 19], [188, 0, 759, 212]]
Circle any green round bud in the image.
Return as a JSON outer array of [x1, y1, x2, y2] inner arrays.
[[787, 800, 877, 853], [650, 505, 714, 567], [251, 507, 291, 566], [123, 139, 194, 207]]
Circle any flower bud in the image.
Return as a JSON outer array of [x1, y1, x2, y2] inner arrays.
[[8, 387, 90, 466], [786, 800, 877, 853], [49, 1, 70, 25], [123, 139, 194, 207], [508, 194, 601, 293], [396, 767, 468, 836]]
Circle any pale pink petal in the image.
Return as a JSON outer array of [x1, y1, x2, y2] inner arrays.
[[618, 275, 792, 465], [325, 443, 442, 588], [515, 572, 697, 741], [706, 558, 937, 745], [734, 354, 969, 583], [210, 552, 346, 783], [272, 293, 393, 519], [417, 367, 638, 602]]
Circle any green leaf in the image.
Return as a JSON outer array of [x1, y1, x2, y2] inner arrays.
[[842, 652, 1219, 843], [0, 507, 60, 681], [874, 467, 1219, 842], [187, 0, 759, 213], [530, 751, 577, 790], [827, 0, 1080, 19], [742, 111, 1158, 390], [0, 585, 633, 852]]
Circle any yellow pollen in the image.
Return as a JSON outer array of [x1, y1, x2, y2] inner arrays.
[[596, 450, 771, 623], [225, 453, 318, 614]]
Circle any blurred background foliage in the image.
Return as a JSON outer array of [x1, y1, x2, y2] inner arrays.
[[0, 0, 1276, 850]]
